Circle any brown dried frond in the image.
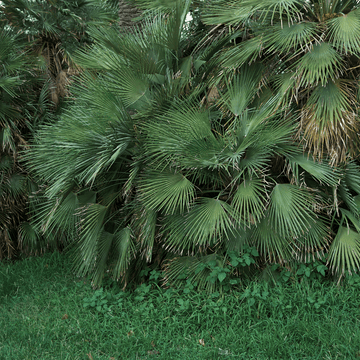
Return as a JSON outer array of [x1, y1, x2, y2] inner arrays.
[[298, 108, 360, 166]]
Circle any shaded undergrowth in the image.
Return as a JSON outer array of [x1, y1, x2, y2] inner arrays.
[[1, 252, 360, 359]]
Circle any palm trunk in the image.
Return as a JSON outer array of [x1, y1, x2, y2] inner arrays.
[[118, 0, 141, 32]]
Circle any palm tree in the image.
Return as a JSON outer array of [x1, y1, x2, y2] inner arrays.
[[27, 0, 360, 289], [27, 0, 208, 285]]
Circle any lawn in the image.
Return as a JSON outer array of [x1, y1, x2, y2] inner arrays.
[[1, 252, 360, 360]]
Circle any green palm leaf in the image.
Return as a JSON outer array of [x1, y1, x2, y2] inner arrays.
[[111, 226, 136, 278], [265, 22, 316, 54], [165, 198, 236, 252], [288, 154, 340, 186], [299, 79, 359, 163], [295, 217, 330, 259], [338, 182, 359, 217], [296, 42, 342, 87], [223, 64, 263, 117], [74, 203, 108, 277], [202, 1, 254, 26], [231, 177, 266, 226], [18, 222, 40, 252], [268, 183, 315, 238], [91, 231, 114, 286], [133, 206, 157, 262], [221, 37, 263, 69], [139, 170, 196, 214], [272, 72, 297, 108], [143, 104, 224, 170], [328, 226, 360, 275], [203, 0, 302, 26], [253, 217, 292, 261], [343, 161, 360, 194], [328, 8, 360, 54]]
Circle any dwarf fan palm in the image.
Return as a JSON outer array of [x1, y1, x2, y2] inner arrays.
[[202, 0, 360, 277], [27, 0, 360, 288], [0, 30, 46, 258], [0, 0, 118, 257], [203, 0, 360, 165]]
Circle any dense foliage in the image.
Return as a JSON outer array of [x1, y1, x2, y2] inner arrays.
[[0, 0, 116, 257], [2, 0, 360, 290]]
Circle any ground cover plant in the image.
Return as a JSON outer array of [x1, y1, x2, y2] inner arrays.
[[1, 251, 360, 360]]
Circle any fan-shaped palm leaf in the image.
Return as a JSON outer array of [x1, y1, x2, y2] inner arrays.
[[164, 198, 237, 252], [18, 221, 40, 252], [299, 79, 359, 163], [74, 203, 108, 277], [265, 22, 316, 54], [203, 0, 302, 26], [221, 37, 263, 69], [296, 42, 342, 87], [328, 226, 360, 275], [343, 161, 360, 194], [231, 177, 266, 226], [253, 217, 292, 261], [287, 154, 340, 186], [139, 170, 196, 214], [268, 183, 317, 238], [111, 226, 136, 278], [132, 206, 157, 262], [328, 8, 360, 54], [222, 64, 263, 117]]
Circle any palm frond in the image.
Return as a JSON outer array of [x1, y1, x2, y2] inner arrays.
[[265, 22, 316, 54], [328, 8, 360, 54], [139, 170, 196, 214], [32, 189, 78, 236], [133, 206, 157, 262], [328, 226, 360, 275], [222, 64, 263, 116], [203, 0, 302, 26], [295, 216, 330, 260], [287, 154, 340, 186], [343, 161, 360, 194], [338, 182, 359, 216], [272, 72, 297, 107], [74, 203, 108, 277], [268, 183, 316, 238], [299, 79, 359, 163], [164, 198, 236, 252], [18, 221, 40, 252], [202, 1, 254, 26], [111, 226, 136, 278], [295, 42, 342, 87], [253, 217, 292, 261], [231, 177, 266, 226], [221, 37, 263, 69], [90, 230, 114, 286], [142, 103, 224, 170]]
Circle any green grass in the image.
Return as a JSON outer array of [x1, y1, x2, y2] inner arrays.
[[1, 252, 360, 360]]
